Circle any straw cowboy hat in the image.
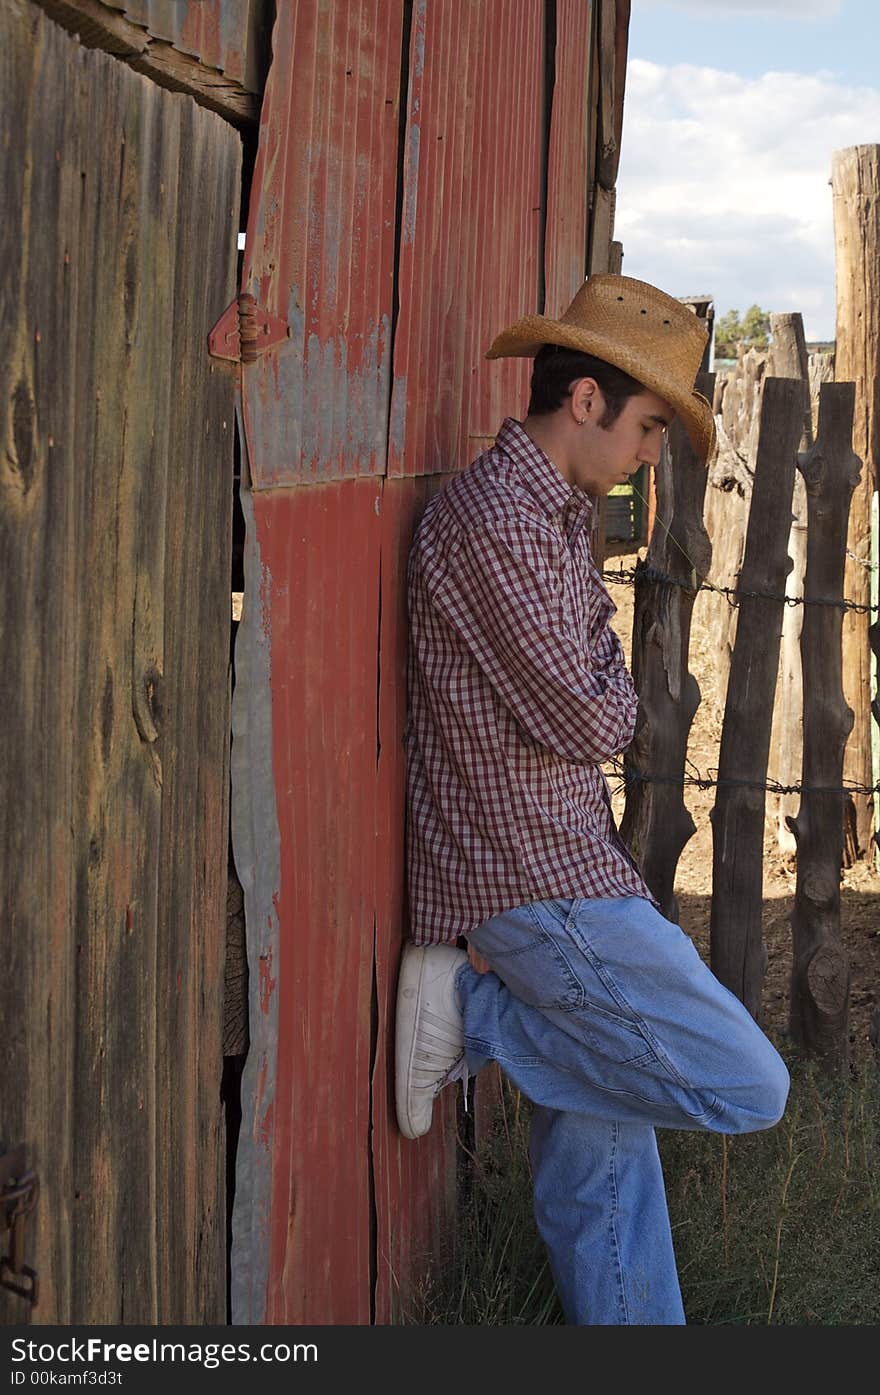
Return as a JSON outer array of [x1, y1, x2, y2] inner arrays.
[[485, 274, 716, 463]]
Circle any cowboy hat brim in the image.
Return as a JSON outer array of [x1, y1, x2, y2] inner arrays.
[[485, 313, 716, 464]]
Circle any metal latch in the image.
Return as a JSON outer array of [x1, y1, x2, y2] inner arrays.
[[208, 292, 289, 364], [1, 1148, 39, 1306]]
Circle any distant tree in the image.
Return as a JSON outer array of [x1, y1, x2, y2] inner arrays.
[[714, 304, 771, 358], [740, 304, 771, 350], [714, 309, 742, 358]]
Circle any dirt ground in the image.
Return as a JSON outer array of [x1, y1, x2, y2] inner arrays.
[[604, 544, 880, 1061]]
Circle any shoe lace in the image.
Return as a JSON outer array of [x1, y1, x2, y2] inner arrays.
[[443, 1056, 470, 1112]]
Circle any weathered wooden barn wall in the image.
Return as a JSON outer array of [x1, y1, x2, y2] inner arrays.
[[0, 2, 240, 1322], [32, 0, 270, 123], [231, 0, 629, 1324]]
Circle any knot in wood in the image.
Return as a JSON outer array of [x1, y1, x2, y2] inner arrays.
[[805, 943, 849, 1015]]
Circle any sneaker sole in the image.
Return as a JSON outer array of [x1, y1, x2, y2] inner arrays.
[[394, 944, 430, 1140]]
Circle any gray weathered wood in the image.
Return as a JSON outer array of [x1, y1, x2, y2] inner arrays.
[[832, 145, 880, 862], [709, 378, 803, 1017], [787, 382, 861, 1067], [808, 352, 835, 433], [32, 0, 268, 126], [0, 3, 239, 1321], [620, 373, 715, 919], [596, 0, 630, 191], [767, 313, 812, 854], [589, 184, 617, 275], [702, 346, 766, 705]]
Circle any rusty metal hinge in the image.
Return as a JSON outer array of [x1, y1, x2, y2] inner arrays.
[[208, 292, 289, 364], [1, 1148, 39, 1306]]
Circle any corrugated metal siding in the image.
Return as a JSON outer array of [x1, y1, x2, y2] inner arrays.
[[388, 0, 543, 476], [240, 0, 403, 487], [232, 0, 615, 1325]]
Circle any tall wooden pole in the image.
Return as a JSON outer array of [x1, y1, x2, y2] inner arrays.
[[832, 145, 880, 862], [709, 378, 803, 1018], [768, 314, 812, 854], [787, 383, 861, 1068], [620, 374, 714, 920]]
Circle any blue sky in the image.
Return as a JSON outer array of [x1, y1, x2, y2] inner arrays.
[[615, 0, 880, 340]]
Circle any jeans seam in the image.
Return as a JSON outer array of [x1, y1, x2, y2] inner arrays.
[[463, 1035, 546, 1068], [501, 906, 587, 1009], [608, 1122, 629, 1324], [566, 927, 697, 1092]]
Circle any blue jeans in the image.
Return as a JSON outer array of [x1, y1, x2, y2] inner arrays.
[[459, 896, 790, 1326]]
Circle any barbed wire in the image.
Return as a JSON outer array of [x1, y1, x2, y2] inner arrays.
[[601, 564, 878, 616], [603, 754, 880, 800]]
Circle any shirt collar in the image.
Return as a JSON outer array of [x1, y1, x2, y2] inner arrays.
[[495, 417, 595, 528]]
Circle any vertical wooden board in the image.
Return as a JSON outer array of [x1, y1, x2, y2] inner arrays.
[[544, 0, 593, 317], [389, 0, 543, 476], [1, 1, 79, 1324], [589, 184, 617, 274], [239, 0, 404, 487], [596, 0, 630, 192], [68, 61, 172, 1326], [0, 4, 238, 1322], [239, 480, 381, 1323], [154, 100, 240, 1323], [372, 474, 459, 1323]]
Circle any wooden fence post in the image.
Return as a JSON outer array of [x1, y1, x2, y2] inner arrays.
[[832, 145, 880, 863], [787, 382, 861, 1067], [709, 379, 803, 1016], [701, 346, 766, 706], [768, 313, 813, 854], [620, 372, 714, 920]]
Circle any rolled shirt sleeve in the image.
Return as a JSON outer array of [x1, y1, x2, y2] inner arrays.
[[429, 519, 637, 765]]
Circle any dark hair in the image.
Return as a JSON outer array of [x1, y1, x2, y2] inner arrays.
[[527, 344, 645, 424]]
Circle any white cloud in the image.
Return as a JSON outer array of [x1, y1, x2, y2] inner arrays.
[[637, 1, 842, 16], [615, 59, 880, 340]]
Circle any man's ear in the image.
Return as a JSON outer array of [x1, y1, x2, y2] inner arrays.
[[570, 376, 600, 424]]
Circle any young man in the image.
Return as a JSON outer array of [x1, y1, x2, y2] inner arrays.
[[395, 274, 789, 1325]]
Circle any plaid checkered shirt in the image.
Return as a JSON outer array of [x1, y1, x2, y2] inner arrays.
[[405, 416, 654, 945]]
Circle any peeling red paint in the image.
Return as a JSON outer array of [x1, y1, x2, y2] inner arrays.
[[258, 1099, 274, 1150], [258, 948, 275, 1013], [239, 1, 403, 487]]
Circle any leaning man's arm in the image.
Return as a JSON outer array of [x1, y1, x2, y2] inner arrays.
[[428, 519, 637, 764]]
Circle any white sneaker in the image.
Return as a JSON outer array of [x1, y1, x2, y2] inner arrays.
[[395, 942, 468, 1139]]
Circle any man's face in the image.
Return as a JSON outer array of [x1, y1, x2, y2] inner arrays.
[[573, 385, 674, 496]]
